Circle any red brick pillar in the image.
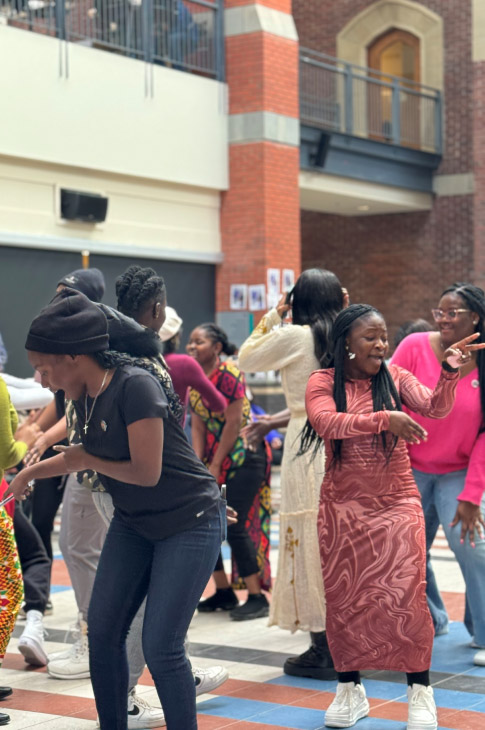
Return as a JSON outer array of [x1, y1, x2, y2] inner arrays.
[[474, 59, 485, 289], [218, 0, 301, 330]]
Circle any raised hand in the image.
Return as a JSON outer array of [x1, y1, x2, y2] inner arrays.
[[443, 332, 485, 369]]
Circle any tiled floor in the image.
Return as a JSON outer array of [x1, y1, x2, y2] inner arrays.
[[3, 472, 484, 729]]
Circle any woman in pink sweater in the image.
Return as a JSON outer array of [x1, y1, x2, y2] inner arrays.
[[392, 283, 485, 666]]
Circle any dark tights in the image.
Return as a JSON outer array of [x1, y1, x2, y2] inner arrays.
[[337, 670, 430, 687]]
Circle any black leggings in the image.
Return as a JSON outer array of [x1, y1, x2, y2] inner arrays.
[[30, 475, 65, 563], [338, 670, 430, 687], [14, 505, 51, 613], [214, 442, 267, 579]]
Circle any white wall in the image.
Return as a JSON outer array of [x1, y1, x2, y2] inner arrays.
[[0, 24, 228, 191], [0, 156, 222, 261]]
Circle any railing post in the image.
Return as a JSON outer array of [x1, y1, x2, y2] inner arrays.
[[142, 0, 154, 96], [434, 90, 443, 155], [216, 0, 226, 82], [55, 0, 65, 41], [344, 63, 353, 135], [391, 79, 401, 145]]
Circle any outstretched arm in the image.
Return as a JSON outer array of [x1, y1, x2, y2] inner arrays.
[[397, 367, 459, 418], [185, 358, 226, 413]]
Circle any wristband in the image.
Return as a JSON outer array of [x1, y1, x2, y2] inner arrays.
[[442, 361, 459, 373]]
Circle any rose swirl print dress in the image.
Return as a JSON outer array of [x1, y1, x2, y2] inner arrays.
[[305, 363, 459, 672]]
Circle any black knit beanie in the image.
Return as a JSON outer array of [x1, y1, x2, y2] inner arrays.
[[25, 288, 109, 355], [57, 268, 105, 303]]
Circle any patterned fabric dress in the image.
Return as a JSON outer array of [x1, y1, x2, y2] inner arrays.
[[305, 363, 459, 672], [0, 503, 23, 662], [0, 377, 25, 663], [189, 360, 271, 591], [238, 308, 326, 632]]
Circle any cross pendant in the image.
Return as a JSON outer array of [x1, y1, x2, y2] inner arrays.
[[83, 424, 89, 435]]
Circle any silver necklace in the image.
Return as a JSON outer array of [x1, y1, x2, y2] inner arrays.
[[83, 370, 109, 434]]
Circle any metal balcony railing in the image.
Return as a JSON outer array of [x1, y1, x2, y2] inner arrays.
[[300, 48, 442, 155], [0, 0, 225, 82]]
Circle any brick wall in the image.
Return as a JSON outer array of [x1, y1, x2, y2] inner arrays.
[[296, 0, 477, 341], [293, 0, 474, 174], [473, 60, 485, 290], [218, 143, 300, 312], [301, 196, 474, 343]]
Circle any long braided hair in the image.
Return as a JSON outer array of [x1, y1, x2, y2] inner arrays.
[[115, 265, 166, 318], [299, 304, 402, 466], [290, 268, 344, 368], [441, 282, 485, 429]]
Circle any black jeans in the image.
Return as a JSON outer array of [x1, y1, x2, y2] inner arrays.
[[88, 507, 223, 730], [14, 505, 51, 613], [214, 442, 267, 578]]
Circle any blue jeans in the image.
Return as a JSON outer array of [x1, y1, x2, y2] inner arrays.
[[88, 507, 224, 730], [413, 468, 485, 644]]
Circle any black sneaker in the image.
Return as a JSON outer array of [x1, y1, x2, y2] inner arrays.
[[198, 588, 238, 613], [0, 688, 11, 701], [230, 593, 269, 621], [284, 633, 337, 681], [0, 712, 9, 726]]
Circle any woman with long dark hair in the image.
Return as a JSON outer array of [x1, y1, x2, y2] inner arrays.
[[7, 288, 224, 730], [303, 304, 482, 729], [238, 268, 346, 679], [392, 283, 485, 663], [188, 322, 271, 620]]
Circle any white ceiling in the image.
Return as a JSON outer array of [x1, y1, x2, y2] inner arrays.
[[299, 171, 433, 216]]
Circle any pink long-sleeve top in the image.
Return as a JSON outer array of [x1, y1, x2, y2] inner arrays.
[[305, 364, 459, 502], [164, 353, 226, 423], [391, 331, 485, 505]]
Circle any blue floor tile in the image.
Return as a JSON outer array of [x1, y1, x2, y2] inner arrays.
[[50, 585, 72, 593]]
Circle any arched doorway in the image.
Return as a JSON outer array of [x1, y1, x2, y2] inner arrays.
[[367, 29, 421, 146]]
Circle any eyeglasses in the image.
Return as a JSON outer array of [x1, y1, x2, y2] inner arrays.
[[431, 308, 471, 322]]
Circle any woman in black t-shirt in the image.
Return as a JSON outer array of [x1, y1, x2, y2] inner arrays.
[[7, 288, 224, 730]]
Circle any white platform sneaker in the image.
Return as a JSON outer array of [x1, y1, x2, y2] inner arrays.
[[407, 684, 438, 730], [18, 610, 48, 666], [194, 665, 229, 696], [324, 682, 370, 728], [47, 616, 90, 679]]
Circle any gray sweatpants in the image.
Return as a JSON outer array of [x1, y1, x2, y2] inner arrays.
[[59, 477, 146, 690]]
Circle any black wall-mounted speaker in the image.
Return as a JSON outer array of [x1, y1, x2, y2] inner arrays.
[[60, 189, 108, 223]]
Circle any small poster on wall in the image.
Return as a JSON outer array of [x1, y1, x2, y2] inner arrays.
[[249, 284, 266, 311], [230, 284, 248, 310], [282, 269, 295, 292], [267, 268, 280, 309]]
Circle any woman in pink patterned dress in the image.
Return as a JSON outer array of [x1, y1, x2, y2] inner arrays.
[[303, 304, 484, 730]]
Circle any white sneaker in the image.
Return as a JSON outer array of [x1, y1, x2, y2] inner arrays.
[[18, 610, 48, 666], [194, 665, 229, 696], [127, 690, 166, 729], [474, 649, 485, 665], [47, 616, 90, 679], [407, 684, 438, 730], [325, 682, 369, 727]]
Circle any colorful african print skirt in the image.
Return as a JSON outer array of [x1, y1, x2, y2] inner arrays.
[[0, 507, 23, 663]]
